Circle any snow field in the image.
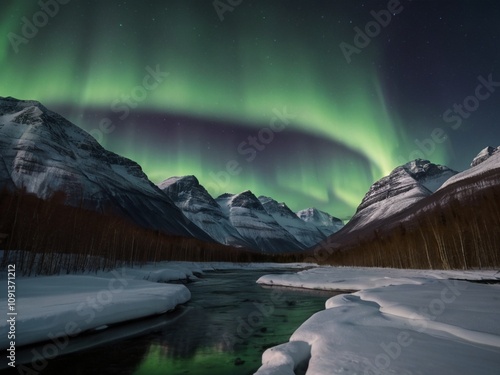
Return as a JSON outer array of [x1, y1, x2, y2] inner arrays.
[[255, 267, 500, 375]]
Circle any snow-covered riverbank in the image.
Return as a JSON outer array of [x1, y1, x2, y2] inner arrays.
[[0, 261, 310, 350], [255, 267, 500, 375]]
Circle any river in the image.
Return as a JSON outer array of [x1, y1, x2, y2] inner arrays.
[[9, 268, 340, 375]]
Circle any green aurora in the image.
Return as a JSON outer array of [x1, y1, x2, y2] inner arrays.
[[2, 0, 483, 219]]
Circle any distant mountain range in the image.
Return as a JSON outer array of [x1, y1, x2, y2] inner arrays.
[[0, 97, 343, 254], [1, 97, 498, 259]]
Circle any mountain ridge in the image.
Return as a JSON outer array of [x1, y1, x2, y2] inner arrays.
[[5, 96, 497, 263], [0, 97, 344, 253]]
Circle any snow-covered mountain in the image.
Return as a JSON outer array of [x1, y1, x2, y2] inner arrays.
[[343, 159, 457, 233], [438, 146, 500, 194], [0, 97, 346, 253], [159, 176, 343, 252], [0, 96, 211, 240], [216, 191, 305, 253], [470, 146, 500, 167], [258, 196, 328, 248], [296, 207, 344, 237], [158, 175, 252, 248], [314, 148, 500, 266]]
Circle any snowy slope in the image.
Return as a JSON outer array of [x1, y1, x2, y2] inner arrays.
[[255, 267, 500, 375], [216, 191, 305, 253], [344, 159, 457, 232], [296, 207, 344, 237], [439, 145, 500, 191], [258, 196, 327, 248], [470, 145, 500, 167], [158, 175, 252, 248], [0, 97, 210, 239]]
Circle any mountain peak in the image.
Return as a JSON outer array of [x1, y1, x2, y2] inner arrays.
[[159, 175, 252, 247], [215, 191, 305, 253], [158, 175, 200, 190], [258, 196, 294, 216], [296, 207, 344, 237], [0, 96, 42, 105], [471, 146, 500, 167], [257, 197, 329, 247], [401, 159, 455, 181], [215, 191, 264, 211], [297, 207, 318, 218], [0, 96, 47, 115], [217, 192, 234, 200], [439, 146, 500, 191], [346, 159, 457, 233], [230, 190, 264, 210], [299, 207, 322, 215]]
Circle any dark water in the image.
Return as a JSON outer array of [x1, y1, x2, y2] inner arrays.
[[5, 269, 339, 375]]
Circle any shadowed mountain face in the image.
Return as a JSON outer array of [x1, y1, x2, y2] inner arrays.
[[0, 96, 211, 240], [341, 159, 457, 234]]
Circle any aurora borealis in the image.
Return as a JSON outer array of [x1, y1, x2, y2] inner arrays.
[[2, 1, 500, 219]]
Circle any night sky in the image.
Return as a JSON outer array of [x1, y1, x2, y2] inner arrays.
[[1, 0, 499, 220]]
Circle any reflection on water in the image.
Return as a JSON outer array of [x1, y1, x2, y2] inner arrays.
[[132, 270, 337, 375], [6, 269, 339, 375]]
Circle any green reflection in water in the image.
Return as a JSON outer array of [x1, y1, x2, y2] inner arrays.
[[133, 295, 331, 374], [133, 273, 340, 375], [134, 344, 261, 375]]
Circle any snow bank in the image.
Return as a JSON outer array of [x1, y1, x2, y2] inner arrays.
[[256, 341, 310, 375], [256, 266, 499, 291], [255, 267, 500, 375], [0, 272, 190, 348]]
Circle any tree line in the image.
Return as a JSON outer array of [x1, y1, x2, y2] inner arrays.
[[2, 170, 499, 274], [0, 188, 272, 275]]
